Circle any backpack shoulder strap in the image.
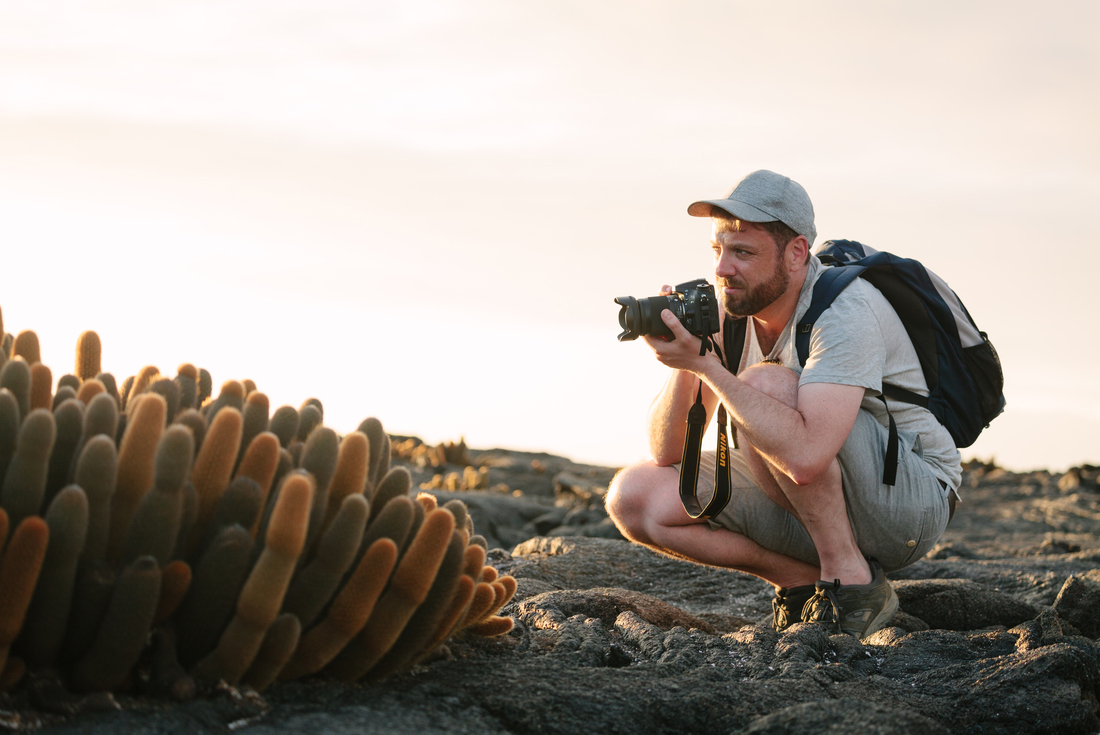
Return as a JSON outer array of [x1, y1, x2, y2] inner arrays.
[[795, 265, 864, 366]]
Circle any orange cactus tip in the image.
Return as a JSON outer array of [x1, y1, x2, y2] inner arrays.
[[76, 379, 106, 405], [245, 391, 269, 411], [464, 582, 496, 625], [220, 381, 245, 400], [266, 473, 313, 556], [462, 544, 486, 579], [137, 365, 160, 381], [465, 615, 514, 637], [498, 575, 517, 602], [13, 331, 41, 364]]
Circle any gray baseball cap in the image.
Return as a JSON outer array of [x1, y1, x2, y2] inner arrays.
[[687, 169, 816, 246]]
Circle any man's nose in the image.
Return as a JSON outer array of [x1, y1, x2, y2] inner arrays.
[[715, 253, 737, 278]]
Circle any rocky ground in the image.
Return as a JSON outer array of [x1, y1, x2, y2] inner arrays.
[[3, 444, 1099, 735]]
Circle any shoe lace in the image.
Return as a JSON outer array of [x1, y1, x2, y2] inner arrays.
[[806, 580, 843, 634], [772, 597, 792, 630]]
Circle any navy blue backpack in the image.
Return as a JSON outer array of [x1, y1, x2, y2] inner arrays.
[[723, 239, 1006, 486]]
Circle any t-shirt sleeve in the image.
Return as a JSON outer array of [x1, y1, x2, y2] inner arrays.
[[798, 288, 885, 392]]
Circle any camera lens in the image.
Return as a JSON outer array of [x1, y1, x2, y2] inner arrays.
[[614, 296, 640, 341], [614, 279, 718, 344], [615, 295, 676, 341]]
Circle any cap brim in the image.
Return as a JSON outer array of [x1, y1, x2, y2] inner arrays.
[[687, 198, 778, 222]]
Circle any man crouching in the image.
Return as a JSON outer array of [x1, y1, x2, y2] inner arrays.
[[606, 170, 959, 638]]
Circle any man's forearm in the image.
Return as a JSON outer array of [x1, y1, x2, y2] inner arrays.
[[696, 361, 807, 472], [644, 297, 864, 487], [696, 359, 864, 485], [646, 369, 701, 465]]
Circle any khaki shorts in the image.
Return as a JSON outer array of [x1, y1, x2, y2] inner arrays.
[[685, 409, 952, 572]]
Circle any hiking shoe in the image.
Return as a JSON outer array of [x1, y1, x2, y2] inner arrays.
[[771, 584, 818, 632], [801, 559, 899, 639]]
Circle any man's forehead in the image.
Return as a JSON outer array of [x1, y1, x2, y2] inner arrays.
[[711, 221, 770, 243]]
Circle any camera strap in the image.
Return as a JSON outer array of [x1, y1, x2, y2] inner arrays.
[[678, 333, 733, 520]]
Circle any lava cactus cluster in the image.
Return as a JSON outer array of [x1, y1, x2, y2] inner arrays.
[[0, 319, 515, 698]]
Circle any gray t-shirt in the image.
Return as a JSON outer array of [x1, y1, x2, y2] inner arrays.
[[737, 254, 962, 491]]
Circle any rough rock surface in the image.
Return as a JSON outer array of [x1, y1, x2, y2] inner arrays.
[[3, 452, 1100, 734]]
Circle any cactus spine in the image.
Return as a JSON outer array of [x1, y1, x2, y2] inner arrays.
[[155, 559, 192, 624], [323, 431, 369, 530], [299, 426, 338, 557], [19, 486, 88, 668], [328, 507, 456, 681], [108, 393, 166, 562], [188, 406, 242, 551], [278, 537, 397, 681], [0, 327, 517, 692], [237, 391, 269, 471], [45, 398, 83, 507], [1, 409, 57, 528], [281, 494, 368, 628], [240, 613, 300, 692], [29, 362, 52, 411], [127, 366, 161, 407], [365, 530, 466, 682], [75, 378, 106, 406], [75, 331, 102, 381], [268, 406, 298, 448], [119, 425, 193, 566], [0, 516, 50, 680], [296, 405, 322, 444], [0, 390, 19, 484], [68, 556, 162, 692], [358, 417, 391, 492], [234, 432, 280, 531], [1, 359, 32, 424], [192, 472, 312, 684], [12, 330, 40, 365], [174, 525, 253, 667], [74, 436, 118, 566]]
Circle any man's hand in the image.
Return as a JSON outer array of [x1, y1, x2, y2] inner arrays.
[[642, 309, 721, 375]]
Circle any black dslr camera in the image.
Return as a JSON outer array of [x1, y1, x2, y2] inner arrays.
[[615, 279, 721, 342]]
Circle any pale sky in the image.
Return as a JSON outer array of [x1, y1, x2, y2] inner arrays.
[[0, 1, 1096, 471]]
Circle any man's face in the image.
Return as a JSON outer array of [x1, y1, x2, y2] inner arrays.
[[711, 224, 789, 318]]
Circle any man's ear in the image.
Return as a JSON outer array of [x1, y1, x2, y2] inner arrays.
[[787, 235, 809, 269]]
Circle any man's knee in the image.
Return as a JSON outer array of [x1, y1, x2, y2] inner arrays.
[[606, 463, 649, 525], [606, 461, 667, 540], [739, 362, 799, 409]]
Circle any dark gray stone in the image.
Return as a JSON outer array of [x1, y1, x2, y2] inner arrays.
[[6, 450, 1100, 735], [894, 579, 1040, 630], [1052, 569, 1100, 638], [736, 698, 950, 735]]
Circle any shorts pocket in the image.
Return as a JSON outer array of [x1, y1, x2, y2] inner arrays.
[[899, 505, 935, 566]]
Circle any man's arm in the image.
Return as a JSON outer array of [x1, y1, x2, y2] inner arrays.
[[639, 286, 721, 466], [648, 311, 863, 485], [644, 368, 718, 466], [701, 364, 863, 484]]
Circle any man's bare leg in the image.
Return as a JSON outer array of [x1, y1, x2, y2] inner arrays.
[[606, 462, 820, 589], [736, 363, 871, 586]]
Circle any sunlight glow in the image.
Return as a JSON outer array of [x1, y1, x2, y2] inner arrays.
[[0, 1, 1096, 472]]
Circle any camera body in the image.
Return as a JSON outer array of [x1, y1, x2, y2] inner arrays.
[[615, 278, 721, 342]]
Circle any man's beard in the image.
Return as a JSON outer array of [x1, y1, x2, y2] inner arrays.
[[720, 260, 790, 318]]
